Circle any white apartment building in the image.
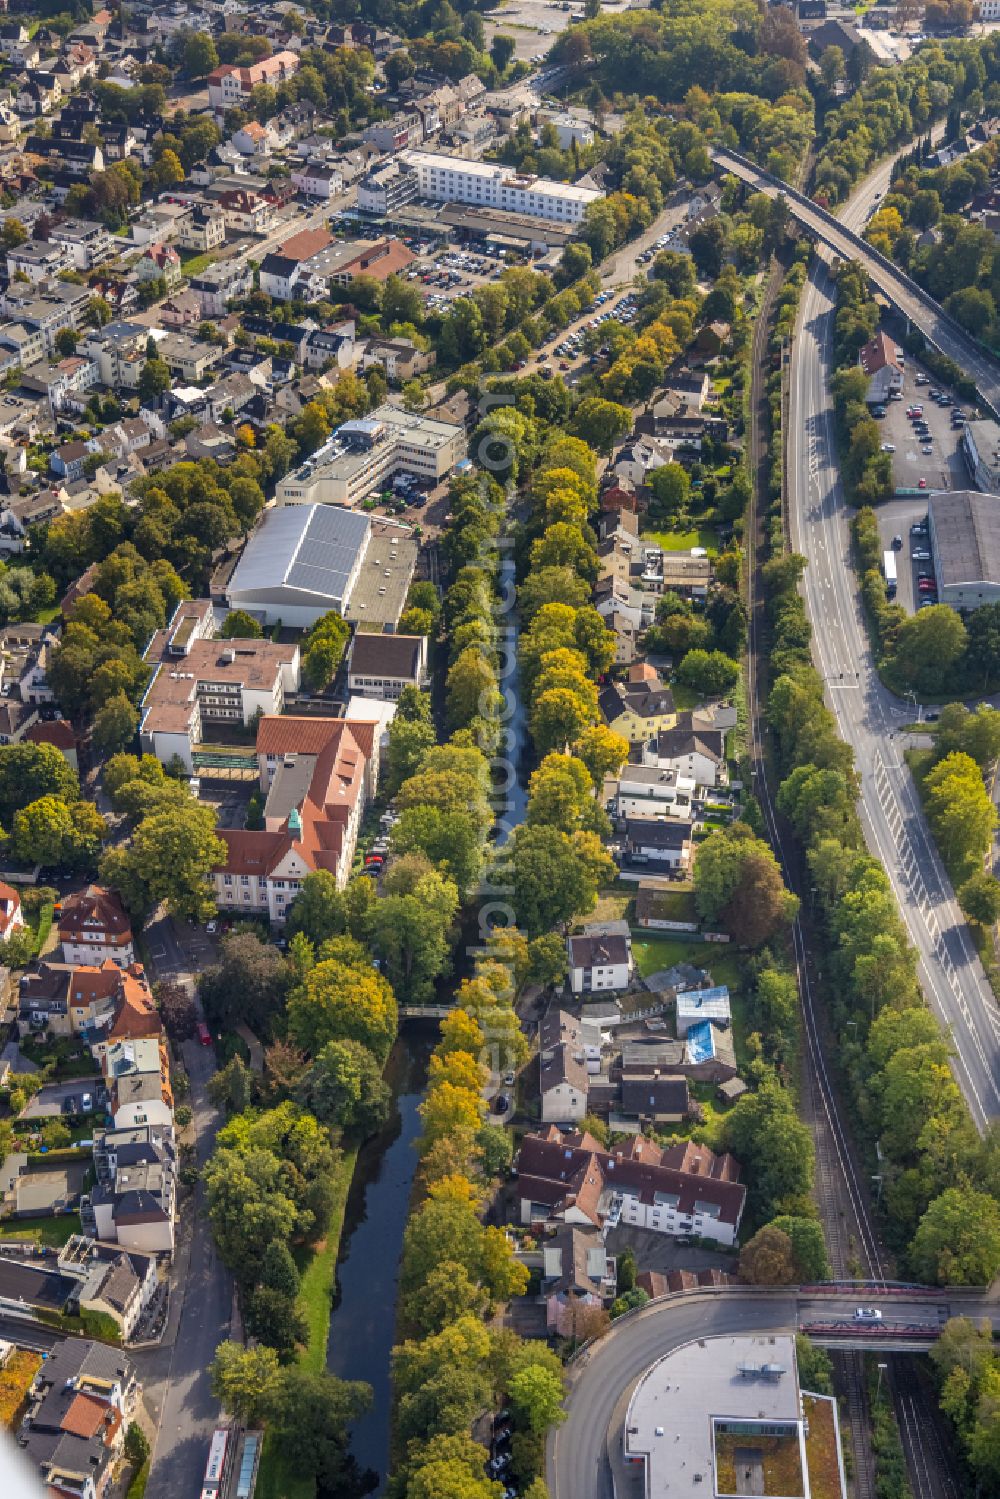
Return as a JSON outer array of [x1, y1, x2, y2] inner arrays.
[[207, 50, 299, 116], [400, 148, 603, 224], [277, 403, 467, 508], [47, 218, 114, 271]]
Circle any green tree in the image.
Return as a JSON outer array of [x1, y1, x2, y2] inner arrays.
[[508, 824, 612, 936], [183, 31, 220, 78], [92, 692, 139, 757], [694, 824, 798, 947], [100, 799, 225, 921], [959, 870, 1000, 926], [723, 1074, 814, 1222], [287, 958, 398, 1063], [491, 34, 516, 74], [138, 358, 171, 404], [676, 649, 740, 697], [296, 1038, 391, 1139], [285, 870, 346, 947], [770, 1215, 831, 1282], [911, 1187, 1000, 1286], [509, 1364, 566, 1435], [739, 1225, 796, 1285], [266, 1368, 372, 1491], [261, 1239, 300, 1300], [0, 742, 78, 821], [220, 609, 263, 638], [890, 605, 967, 696], [210, 1341, 282, 1425], [647, 462, 690, 518]]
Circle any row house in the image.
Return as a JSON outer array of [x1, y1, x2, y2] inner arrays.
[[18, 1339, 139, 1499], [83, 1122, 176, 1254], [207, 50, 300, 116]]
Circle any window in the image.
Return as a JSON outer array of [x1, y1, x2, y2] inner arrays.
[[223, 875, 232, 886]]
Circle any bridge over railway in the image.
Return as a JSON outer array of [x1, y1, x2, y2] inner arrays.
[[710, 146, 1000, 420]]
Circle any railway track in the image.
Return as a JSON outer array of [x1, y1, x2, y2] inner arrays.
[[745, 260, 882, 1499]]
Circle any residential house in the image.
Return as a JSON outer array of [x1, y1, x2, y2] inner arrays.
[[59, 885, 134, 968], [567, 922, 634, 995], [214, 714, 381, 915], [618, 1029, 737, 1090], [305, 321, 356, 371], [0, 880, 24, 943], [694, 320, 730, 358], [51, 439, 94, 482], [291, 160, 344, 199], [542, 1223, 617, 1337], [361, 336, 435, 383], [623, 817, 694, 871], [676, 986, 731, 1036], [232, 120, 272, 158], [347, 633, 428, 701], [539, 1008, 591, 1124], [177, 206, 225, 255], [83, 1123, 176, 1254], [26, 717, 78, 769], [598, 678, 676, 744], [57, 1235, 158, 1341], [6, 239, 71, 284], [18, 1338, 138, 1499], [649, 713, 727, 787], [859, 329, 904, 406], [159, 290, 201, 329], [514, 1126, 745, 1246], [611, 764, 695, 823], [135, 242, 181, 292], [207, 51, 300, 117], [258, 225, 334, 301], [47, 219, 114, 272], [103, 1036, 173, 1130], [215, 188, 272, 236], [190, 259, 253, 318]]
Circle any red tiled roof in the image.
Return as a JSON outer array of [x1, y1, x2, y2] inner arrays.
[[515, 1126, 745, 1228], [26, 719, 76, 751], [58, 885, 131, 942], [61, 1392, 111, 1439], [110, 968, 160, 1041], [278, 226, 333, 263]]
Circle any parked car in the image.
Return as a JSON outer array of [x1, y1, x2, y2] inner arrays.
[[913, 549, 931, 560], [892, 535, 902, 549], [494, 1094, 511, 1114], [197, 1022, 212, 1047]]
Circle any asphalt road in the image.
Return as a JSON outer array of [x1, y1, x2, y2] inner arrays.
[[788, 252, 1000, 1130], [136, 914, 231, 1499], [546, 1288, 994, 1499], [714, 144, 1000, 421]]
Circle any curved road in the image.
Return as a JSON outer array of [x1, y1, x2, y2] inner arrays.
[[713, 146, 1000, 419], [547, 1288, 993, 1499], [785, 223, 1000, 1130]]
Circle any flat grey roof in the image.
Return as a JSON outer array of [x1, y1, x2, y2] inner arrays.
[[230, 503, 370, 606], [929, 489, 1000, 589]]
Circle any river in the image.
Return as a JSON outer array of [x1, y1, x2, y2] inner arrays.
[[325, 1030, 434, 1491], [326, 547, 529, 1493]]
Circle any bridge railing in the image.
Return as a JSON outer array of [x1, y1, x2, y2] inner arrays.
[[712, 146, 1000, 416]]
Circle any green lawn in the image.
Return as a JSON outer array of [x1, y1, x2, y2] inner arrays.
[[294, 1147, 358, 1375], [0, 1215, 81, 1248], [641, 527, 718, 552], [256, 1147, 360, 1499], [630, 935, 741, 989], [669, 681, 703, 711], [180, 251, 218, 279]]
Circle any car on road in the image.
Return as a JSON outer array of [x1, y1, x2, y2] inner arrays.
[[854, 1307, 883, 1322], [915, 372, 928, 384], [494, 1094, 511, 1114], [913, 548, 931, 560], [206, 920, 218, 934], [503, 1071, 515, 1086], [918, 477, 928, 488], [880, 443, 895, 453]]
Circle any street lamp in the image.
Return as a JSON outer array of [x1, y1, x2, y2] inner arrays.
[[875, 1362, 888, 1405]]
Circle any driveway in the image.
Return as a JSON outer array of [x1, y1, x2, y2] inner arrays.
[[605, 1225, 737, 1277], [20, 1079, 100, 1119]]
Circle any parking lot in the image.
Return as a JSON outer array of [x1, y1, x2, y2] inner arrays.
[[542, 288, 640, 374], [875, 364, 970, 493], [874, 497, 933, 615], [21, 1079, 101, 1120]]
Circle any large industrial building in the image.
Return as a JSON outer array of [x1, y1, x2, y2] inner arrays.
[[226, 504, 418, 629], [926, 489, 1000, 610], [399, 149, 603, 224], [275, 403, 466, 508], [624, 1334, 846, 1499]]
